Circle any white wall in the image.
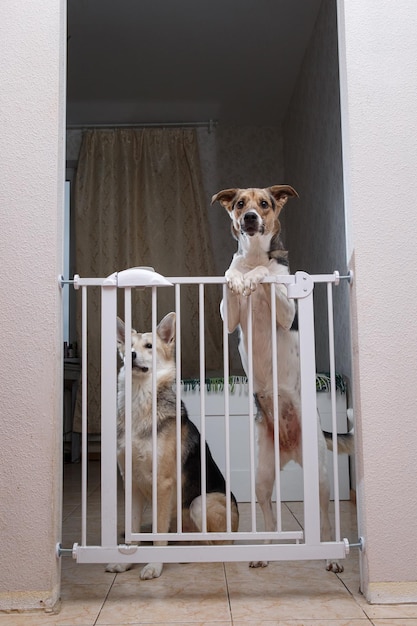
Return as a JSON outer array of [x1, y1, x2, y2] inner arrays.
[[0, 0, 65, 612], [283, 0, 351, 381], [338, 0, 417, 603], [2, 0, 416, 609]]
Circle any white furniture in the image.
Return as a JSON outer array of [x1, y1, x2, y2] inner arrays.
[[181, 378, 350, 502]]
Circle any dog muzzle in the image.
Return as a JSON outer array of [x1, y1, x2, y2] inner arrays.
[[241, 211, 262, 236]]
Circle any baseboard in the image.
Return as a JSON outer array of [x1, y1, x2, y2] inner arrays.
[[366, 581, 417, 604]]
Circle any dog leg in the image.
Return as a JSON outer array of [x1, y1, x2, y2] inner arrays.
[[225, 267, 246, 294], [220, 291, 240, 333], [317, 431, 344, 573], [190, 493, 239, 544], [250, 419, 276, 568], [105, 487, 144, 574], [263, 259, 297, 330], [139, 479, 174, 580], [273, 283, 296, 330], [106, 452, 137, 574]]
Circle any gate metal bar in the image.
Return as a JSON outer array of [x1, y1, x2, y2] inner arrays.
[[81, 285, 88, 547], [101, 275, 118, 548], [222, 283, 233, 533], [270, 282, 282, 532], [175, 284, 183, 533], [294, 272, 321, 547], [68, 268, 351, 564], [327, 280, 341, 542]]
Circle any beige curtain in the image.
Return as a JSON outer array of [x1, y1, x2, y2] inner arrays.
[[73, 128, 222, 433]]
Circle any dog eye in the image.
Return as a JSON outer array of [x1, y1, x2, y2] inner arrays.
[[145, 343, 152, 349], [260, 200, 269, 209], [236, 200, 244, 208]]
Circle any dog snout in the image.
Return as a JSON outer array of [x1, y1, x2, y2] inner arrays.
[[243, 211, 258, 224], [131, 351, 137, 363], [241, 211, 261, 235]]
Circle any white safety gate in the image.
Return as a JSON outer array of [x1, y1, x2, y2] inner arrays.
[[60, 268, 355, 566]]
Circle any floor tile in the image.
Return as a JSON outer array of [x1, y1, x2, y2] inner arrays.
[[96, 623, 232, 626], [61, 559, 117, 586], [335, 554, 361, 597], [96, 562, 231, 625], [360, 600, 417, 620], [225, 560, 366, 622], [0, 614, 64, 626], [233, 618, 371, 626], [372, 618, 417, 626], [56, 461, 370, 625], [57, 582, 111, 625], [0, 584, 109, 626]]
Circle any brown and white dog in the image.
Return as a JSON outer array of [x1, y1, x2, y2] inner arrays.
[[106, 312, 239, 580], [212, 185, 352, 573]]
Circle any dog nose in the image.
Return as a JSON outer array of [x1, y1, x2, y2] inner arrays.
[[244, 211, 257, 223], [131, 351, 136, 362]]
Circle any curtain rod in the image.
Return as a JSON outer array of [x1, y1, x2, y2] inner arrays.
[[67, 120, 217, 132]]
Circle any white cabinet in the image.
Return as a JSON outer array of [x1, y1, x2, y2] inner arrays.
[[181, 381, 351, 502]]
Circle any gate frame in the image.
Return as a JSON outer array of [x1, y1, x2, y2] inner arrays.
[[61, 267, 354, 565]]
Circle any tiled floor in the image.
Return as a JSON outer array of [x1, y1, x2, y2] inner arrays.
[[2, 461, 417, 626]]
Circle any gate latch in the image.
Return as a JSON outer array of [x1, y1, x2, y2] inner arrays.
[[287, 271, 314, 299]]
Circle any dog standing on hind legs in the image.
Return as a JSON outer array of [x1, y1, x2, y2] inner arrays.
[[106, 312, 239, 581], [212, 185, 353, 573]]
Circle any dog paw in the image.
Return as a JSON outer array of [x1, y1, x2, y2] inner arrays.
[[244, 266, 269, 293], [249, 560, 269, 568], [140, 562, 163, 580], [225, 269, 245, 294], [326, 559, 344, 573], [105, 562, 133, 573]]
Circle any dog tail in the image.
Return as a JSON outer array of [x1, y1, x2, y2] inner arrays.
[[323, 430, 354, 455]]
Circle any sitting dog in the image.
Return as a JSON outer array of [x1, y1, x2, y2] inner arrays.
[[212, 185, 353, 573], [106, 312, 239, 580]]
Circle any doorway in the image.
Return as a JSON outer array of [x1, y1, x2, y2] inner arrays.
[[64, 0, 352, 505]]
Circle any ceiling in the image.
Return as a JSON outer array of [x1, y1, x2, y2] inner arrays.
[[67, 0, 322, 127]]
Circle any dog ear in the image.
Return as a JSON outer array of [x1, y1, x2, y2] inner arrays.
[[211, 188, 238, 212], [116, 317, 125, 343], [157, 312, 176, 344], [268, 185, 299, 212]]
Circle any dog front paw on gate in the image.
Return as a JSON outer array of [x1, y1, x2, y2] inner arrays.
[[243, 266, 269, 293], [225, 268, 245, 294]]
